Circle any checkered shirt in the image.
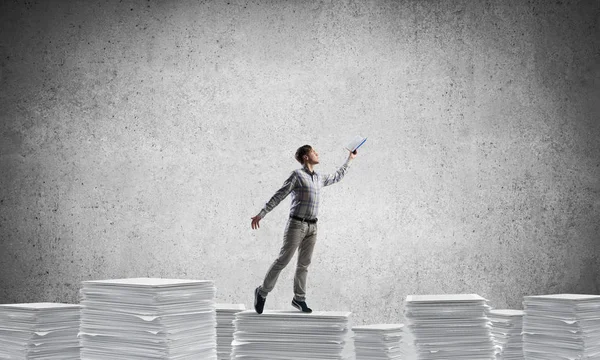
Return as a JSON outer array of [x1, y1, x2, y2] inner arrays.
[[258, 159, 352, 220]]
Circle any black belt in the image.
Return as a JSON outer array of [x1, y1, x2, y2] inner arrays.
[[290, 215, 318, 224]]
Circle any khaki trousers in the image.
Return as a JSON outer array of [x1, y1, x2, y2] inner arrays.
[[258, 218, 317, 302]]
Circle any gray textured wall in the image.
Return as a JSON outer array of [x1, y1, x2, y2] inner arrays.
[[1, 0, 599, 324]]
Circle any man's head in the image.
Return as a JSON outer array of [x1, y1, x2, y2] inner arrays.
[[295, 145, 319, 166]]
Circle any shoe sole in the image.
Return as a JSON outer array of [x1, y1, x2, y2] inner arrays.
[[254, 288, 263, 314], [291, 300, 312, 313]]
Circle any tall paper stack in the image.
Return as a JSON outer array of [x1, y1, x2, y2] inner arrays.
[[352, 323, 404, 360], [488, 309, 524, 360], [231, 310, 352, 359], [79, 278, 217, 359], [215, 303, 246, 360], [0, 303, 80, 359], [523, 294, 600, 360], [404, 294, 494, 360]]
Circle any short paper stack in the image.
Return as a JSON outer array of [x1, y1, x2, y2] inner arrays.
[[488, 309, 524, 359], [0, 302, 80, 359], [216, 303, 246, 360], [79, 278, 217, 359], [353, 323, 405, 360], [231, 310, 352, 359], [404, 294, 494, 359]]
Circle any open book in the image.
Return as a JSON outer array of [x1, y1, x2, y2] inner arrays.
[[345, 135, 367, 153]]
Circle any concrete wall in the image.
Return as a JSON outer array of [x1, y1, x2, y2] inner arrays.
[[1, 0, 598, 324]]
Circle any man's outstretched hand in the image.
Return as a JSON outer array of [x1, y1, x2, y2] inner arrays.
[[349, 150, 358, 160], [251, 215, 262, 229]]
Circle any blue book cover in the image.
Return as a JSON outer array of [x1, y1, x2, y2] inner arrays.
[[345, 135, 367, 152]]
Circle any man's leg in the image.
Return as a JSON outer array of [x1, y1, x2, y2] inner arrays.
[[259, 219, 307, 297], [293, 222, 317, 302]]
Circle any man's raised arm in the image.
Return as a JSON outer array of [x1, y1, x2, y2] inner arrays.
[[322, 151, 357, 187]]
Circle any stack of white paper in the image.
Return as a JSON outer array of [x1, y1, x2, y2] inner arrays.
[[79, 278, 216, 359], [0, 302, 80, 359], [352, 323, 404, 360], [216, 303, 246, 360], [231, 310, 352, 359], [404, 294, 494, 359], [523, 294, 600, 360], [488, 309, 524, 360]]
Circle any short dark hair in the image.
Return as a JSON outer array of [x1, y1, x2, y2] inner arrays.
[[295, 145, 312, 164]]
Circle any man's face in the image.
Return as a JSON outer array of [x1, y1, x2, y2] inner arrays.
[[306, 149, 319, 165]]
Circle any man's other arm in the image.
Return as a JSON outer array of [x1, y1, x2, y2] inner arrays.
[[251, 172, 296, 229]]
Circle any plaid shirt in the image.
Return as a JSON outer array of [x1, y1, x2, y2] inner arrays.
[[258, 159, 352, 220]]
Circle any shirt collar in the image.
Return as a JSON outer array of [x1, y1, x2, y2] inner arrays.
[[302, 166, 316, 176]]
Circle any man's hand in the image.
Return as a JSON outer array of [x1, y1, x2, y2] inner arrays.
[[349, 150, 358, 160], [251, 215, 262, 229]]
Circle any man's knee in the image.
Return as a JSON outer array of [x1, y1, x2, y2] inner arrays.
[[297, 259, 311, 270], [275, 253, 294, 267]]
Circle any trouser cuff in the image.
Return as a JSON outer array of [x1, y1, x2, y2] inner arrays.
[[258, 286, 268, 297]]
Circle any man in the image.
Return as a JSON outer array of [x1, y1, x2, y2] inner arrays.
[[250, 145, 357, 314]]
